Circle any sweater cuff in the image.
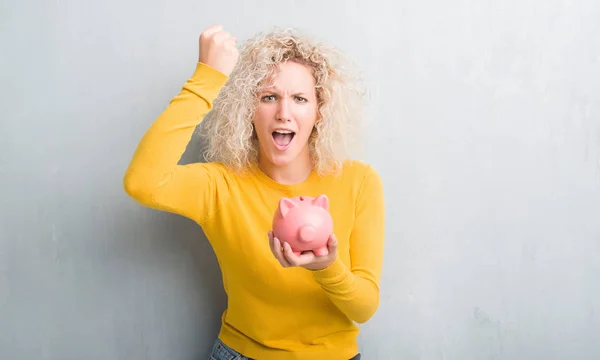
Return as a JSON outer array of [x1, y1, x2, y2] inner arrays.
[[311, 257, 351, 284], [185, 62, 229, 102]]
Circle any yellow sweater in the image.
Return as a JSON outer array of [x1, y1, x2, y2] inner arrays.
[[123, 62, 386, 360]]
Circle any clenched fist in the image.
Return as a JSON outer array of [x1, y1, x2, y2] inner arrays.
[[198, 24, 239, 77]]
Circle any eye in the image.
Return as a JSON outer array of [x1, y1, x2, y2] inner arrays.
[[261, 95, 276, 102], [295, 96, 308, 103]]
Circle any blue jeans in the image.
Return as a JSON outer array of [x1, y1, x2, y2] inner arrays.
[[209, 338, 361, 359], [209, 338, 250, 360]]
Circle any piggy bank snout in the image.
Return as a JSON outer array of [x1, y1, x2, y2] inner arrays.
[[273, 195, 333, 251], [299, 225, 316, 243]]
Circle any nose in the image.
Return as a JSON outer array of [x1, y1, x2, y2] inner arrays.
[[276, 97, 292, 122]]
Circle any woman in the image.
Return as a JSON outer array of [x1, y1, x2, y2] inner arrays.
[[124, 24, 385, 360]]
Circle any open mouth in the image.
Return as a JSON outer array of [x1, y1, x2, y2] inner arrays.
[[272, 130, 295, 151]]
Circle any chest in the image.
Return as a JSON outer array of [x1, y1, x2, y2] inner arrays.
[[233, 185, 356, 242], [204, 182, 359, 267]]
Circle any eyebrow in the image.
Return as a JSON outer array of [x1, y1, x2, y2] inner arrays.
[[259, 86, 310, 97]]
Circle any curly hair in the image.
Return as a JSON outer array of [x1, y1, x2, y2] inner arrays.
[[200, 27, 367, 175]]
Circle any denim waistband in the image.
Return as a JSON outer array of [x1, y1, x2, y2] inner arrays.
[[209, 338, 361, 360]]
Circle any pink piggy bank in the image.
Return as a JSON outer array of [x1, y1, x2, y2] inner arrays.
[[272, 194, 334, 257]]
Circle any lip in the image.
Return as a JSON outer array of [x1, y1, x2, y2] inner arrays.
[[271, 129, 295, 152], [272, 128, 296, 133]]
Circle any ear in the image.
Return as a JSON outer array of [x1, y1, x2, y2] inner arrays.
[[312, 194, 329, 210], [279, 198, 296, 217]]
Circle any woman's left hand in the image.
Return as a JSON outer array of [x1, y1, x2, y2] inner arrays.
[[268, 231, 338, 271]]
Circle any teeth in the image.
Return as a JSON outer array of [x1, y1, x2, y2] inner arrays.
[[274, 130, 293, 134]]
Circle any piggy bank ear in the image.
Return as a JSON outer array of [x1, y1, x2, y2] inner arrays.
[[279, 198, 297, 217], [312, 194, 329, 210]]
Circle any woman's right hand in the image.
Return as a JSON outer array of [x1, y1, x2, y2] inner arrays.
[[198, 24, 239, 77]]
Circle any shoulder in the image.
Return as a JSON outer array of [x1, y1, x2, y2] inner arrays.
[[340, 160, 383, 185], [340, 160, 385, 212], [327, 159, 384, 200], [184, 160, 227, 173]]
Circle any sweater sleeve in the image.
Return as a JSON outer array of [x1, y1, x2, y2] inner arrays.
[[311, 166, 386, 323], [123, 62, 230, 224]]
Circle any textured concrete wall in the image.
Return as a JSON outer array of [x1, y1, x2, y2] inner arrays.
[[1, 0, 599, 359]]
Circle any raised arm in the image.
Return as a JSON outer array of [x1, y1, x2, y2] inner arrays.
[[123, 25, 239, 224]]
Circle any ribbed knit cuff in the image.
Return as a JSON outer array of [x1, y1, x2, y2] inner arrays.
[[183, 62, 229, 103], [311, 257, 351, 284]]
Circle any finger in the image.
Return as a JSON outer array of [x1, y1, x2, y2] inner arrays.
[[297, 251, 316, 265], [282, 242, 316, 266], [281, 242, 301, 266], [223, 37, 238, 49], [268, 231, 276, 255], [327, 234, 338, 254], [212, 30, 232, 44], [202, 24, 223, 37], [273, 237, 292, 267]]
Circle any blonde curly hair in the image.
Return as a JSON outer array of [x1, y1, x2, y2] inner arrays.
[[200, 27, 367, 175]]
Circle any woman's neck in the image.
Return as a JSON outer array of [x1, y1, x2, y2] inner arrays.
[[258, 153, 313, 185]]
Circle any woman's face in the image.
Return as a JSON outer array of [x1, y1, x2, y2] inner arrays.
[[253, 61, 319, 169]]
